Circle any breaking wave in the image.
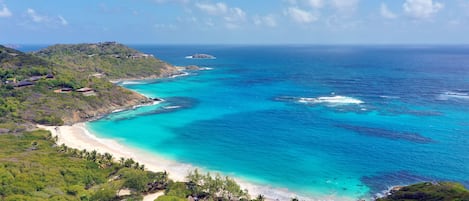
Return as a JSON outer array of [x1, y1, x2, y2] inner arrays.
[[121, 81, 143, 85], [437, 91, 469, 101], [298, 95, 364, 105]]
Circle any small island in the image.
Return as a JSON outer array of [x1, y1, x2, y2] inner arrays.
[[185, 53, 216, 59]]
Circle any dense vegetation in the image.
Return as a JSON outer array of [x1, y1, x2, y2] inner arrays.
[[33, 42, 177, 80], [376, 182, 469, 201], [0, 130, 264, 201], [0, 43, 169, 126], [0, 130, 166, 201]]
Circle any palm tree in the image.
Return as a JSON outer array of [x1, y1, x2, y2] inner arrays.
[[70, 149, 78, 157], [119, 157, 125, 166], [124, 158, 135, 168], [59, 143, 67, 152], [256, 194, 265, 201], [104, 152, 113, 162], [134, 162, 140, 169], [81, 149, 87, 158], [89, 150, 98, 162]]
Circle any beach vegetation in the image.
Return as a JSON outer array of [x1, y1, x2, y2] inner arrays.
[[184, 169, 249, 201], [165, 181, 192, 198], [0, 130, 166, 200], [0, 129, 251, 201], [120, 168, 149, 192]]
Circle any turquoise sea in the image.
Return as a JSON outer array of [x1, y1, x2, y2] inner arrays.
[[62, 45, 468, 200]]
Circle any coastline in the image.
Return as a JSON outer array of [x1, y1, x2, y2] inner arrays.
[[36, 68, 359, 201], [37, 123, 192, 182], [37, 123, 357, 201]]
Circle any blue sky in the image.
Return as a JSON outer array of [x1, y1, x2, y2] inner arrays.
[[1, 0, 469, 44]]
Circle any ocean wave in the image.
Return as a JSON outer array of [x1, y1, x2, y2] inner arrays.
[[437, 91, 469, 101], [298, 96, 364, 105], [379, 95, 400, 99], [169, 72, 190, 78], [163, 105, 181, 110], [199, 67, 213, 70], [121, 81, 143, 85]]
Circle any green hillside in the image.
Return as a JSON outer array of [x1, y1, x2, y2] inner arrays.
[[33, 42, 178, 80], [0, 43, 172, 127]]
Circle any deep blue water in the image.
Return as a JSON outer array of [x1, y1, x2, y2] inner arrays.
[[84, 45, 469, 200]]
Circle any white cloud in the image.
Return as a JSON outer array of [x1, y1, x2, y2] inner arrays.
[[253, 15, 277, 27], [285, 7, 317, 23], [58, 15, 68, 25], [195, 2, 227, 15], [403, 0, 443, 19], [196, 2, 247, 29], [381, 3, 397, 19], [25, 8, 68, 27], [0, 4, 12, 17], [224, 7, 246, 22], [27, 8, 45, 22], [307, 0, 323, 9]]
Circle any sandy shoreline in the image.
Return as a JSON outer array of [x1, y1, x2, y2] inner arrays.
[[37, 123, 357, 201], [36, 68, 358, 201], [37, 123, 193, 182]]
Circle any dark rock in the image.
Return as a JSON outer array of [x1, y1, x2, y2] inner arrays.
[[0, 128, 10, 134], [152, 97, 163, 101], [188, 54, 215, 59], [185, 65, 201, 70]]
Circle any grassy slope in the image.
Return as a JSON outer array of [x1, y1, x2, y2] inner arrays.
[[0, 43, 164, 126], [33, 42, 178, 80]]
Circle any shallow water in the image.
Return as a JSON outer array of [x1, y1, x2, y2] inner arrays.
[[88, 45, 469, 200]]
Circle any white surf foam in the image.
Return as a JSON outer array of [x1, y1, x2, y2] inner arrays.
[[380, 95, 400, 99], [298, 95, 364, 105], [438, 91, 469, 101], [121, 81, 143, 85], [199, 67, 213, 70], [163, 106, 181, 109], [169, 72, 190, 78]]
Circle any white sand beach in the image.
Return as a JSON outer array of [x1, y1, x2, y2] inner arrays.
[[37, 123, 192, 182], [37, 123, 354, 201]]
